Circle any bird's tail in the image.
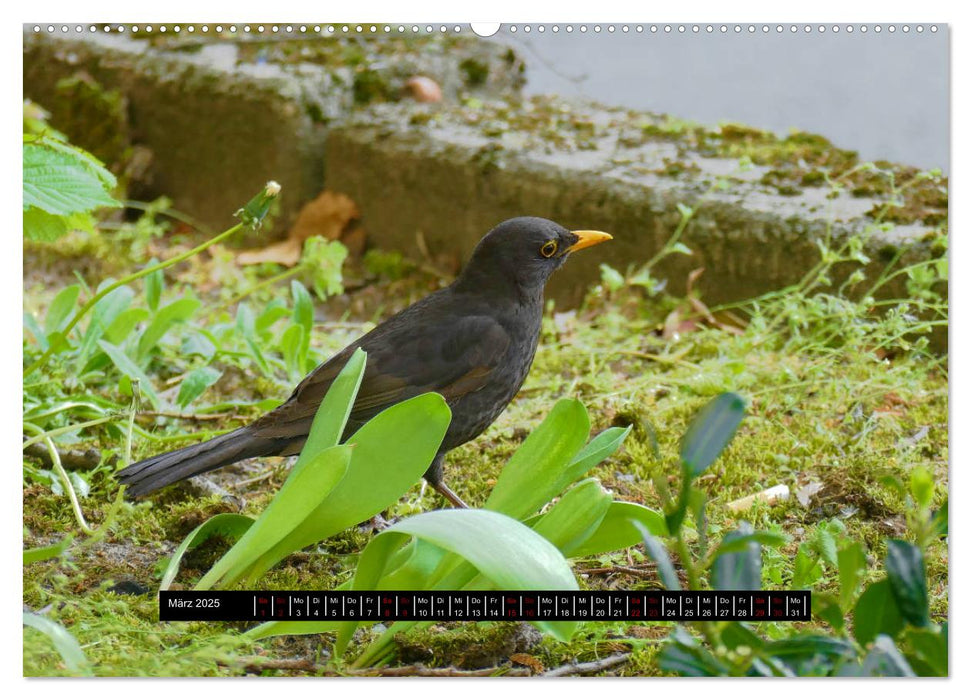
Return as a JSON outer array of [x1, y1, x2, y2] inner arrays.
[[116, 427, 282, 498]]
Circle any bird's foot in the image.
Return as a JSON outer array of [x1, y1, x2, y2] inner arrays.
[[432, 481, 470, 509]]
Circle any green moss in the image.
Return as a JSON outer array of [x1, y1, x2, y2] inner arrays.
[[459, 58, 489, 86]]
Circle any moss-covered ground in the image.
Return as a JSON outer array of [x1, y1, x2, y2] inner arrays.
[[22, 209, 948, 677]]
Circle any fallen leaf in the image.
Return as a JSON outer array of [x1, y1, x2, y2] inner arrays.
[[238, 191, 362, 267], [509, 653, 544, 673]]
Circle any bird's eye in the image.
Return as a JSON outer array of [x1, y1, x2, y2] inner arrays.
[[540, 240, 558, 258]]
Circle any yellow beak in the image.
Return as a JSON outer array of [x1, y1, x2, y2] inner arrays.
[[567, 230, 613, 253]]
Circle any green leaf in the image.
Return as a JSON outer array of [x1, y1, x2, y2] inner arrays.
[[24, 535, 74, 565], [144, 261, 164, 312], [885, 539, 930, 628], [712, 522, 762, 590], [531, 478, 612, 555], [235, 180, 280, 229], [291, 279, 314, 334], [23, 206, 67, 242], [296, 348, 366, 459], [136, 297, 201, 360], [564, 425, 632, 482], [23, 312, 48, 350], [159, 513, 255, 590], [23, 142, 120, 215], [44, 284, 81, 337], [854, 578, 904, 646], [811, 593, 845, 633], [791, 543, 823, 589], [908, 467, 934, 511], [484, 398, 590, 519], [235, 303, 270, 375], [23, 612, 92, 676], [280, 324, 306, 383], [902, 625, 948, 676], [659, 627, 728, 676], [197, 445, 352, 590], [104, 307, 151, 345], [566, 501, 667, 558], [764, 635, 856, 676], [632, 521, 680, 590], [176, 366, 223, 409], [680, 392, 746, 477], [97, 340, 160, 409], [255, 302, 290, 336], [76, 284, 134, 370], [224, 390, 449, 586], [837, 541, 867, 611], [853, 635, 916, 677], [337, 509, 579, 655]]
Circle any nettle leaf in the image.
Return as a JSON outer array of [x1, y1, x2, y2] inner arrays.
[[680, 392, 746, 477], [712, 522, 762, 590], [853, 578, 904, 646], [23, 142, 120, 215], [23, 207, 67, 242], [885, 539, 930, 628], [176, 366, 223, 409]]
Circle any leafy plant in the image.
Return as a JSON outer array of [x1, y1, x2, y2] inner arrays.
[[634, 393, 946, 677], [23, 102, 121, 242]]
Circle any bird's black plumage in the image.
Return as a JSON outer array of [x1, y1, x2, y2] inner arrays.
[[116, 217, 611, 504]]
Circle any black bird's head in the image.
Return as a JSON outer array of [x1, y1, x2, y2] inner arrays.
[[457, 217, 612, 297]]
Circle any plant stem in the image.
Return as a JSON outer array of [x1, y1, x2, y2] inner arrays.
[[24, 222, 244, 377]]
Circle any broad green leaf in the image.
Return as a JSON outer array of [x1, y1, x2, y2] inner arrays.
[[136, 297, 201, 360], [246, 619, 342, 641], [566, 501, 667, 558], [532, 478, 612, 555], [792, 543, 823, 589], [159, 513, 254, 590], [484, 398, 590, 519], [76, 284, 134, 370], [765, 635, 856, 676], [176, 366, 223, 409], [197, 445, 352, 590], [224, 391, 449, 586], [24, 535, 74, 565], [633, 521, 681, 590], [104, 307, 151, 345], [812, 592, 845, 633], [712, 522, 762, 590], [97, 340, 160, 409], [838, 541, 867, 611], [23, 206, 67, 242], [23, 142, 119, 215], [337, 509, 579, 655], [885, 539, 930, 628], [235, 303, 270, 375], [23, 612, 92, 676], [255, 302, 290, 335], [295, 348, 366, 460], [43, 284, 80, 336], [854, 578, 904, 646], [680, 392, 746, 477]]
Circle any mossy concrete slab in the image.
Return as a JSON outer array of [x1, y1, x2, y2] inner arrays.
[[324, 97, 947, 307], [22, 30, 524, 243]]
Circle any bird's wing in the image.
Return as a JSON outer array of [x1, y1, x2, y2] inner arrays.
[[250, 313, 511, 440]]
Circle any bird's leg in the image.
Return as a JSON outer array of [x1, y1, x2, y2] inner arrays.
[[424, 455, 469, 509]]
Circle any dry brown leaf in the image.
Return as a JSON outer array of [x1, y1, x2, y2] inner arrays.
[[238, 190, 362, 267], [509, 653, 544, 673]]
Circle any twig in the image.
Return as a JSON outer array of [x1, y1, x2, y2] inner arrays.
[[541, 652, 631, 677], [580, 564, 658, 577], [341, 664, 530, 677]]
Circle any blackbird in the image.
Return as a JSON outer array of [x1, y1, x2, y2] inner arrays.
[[116, 217, 612, 506]]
